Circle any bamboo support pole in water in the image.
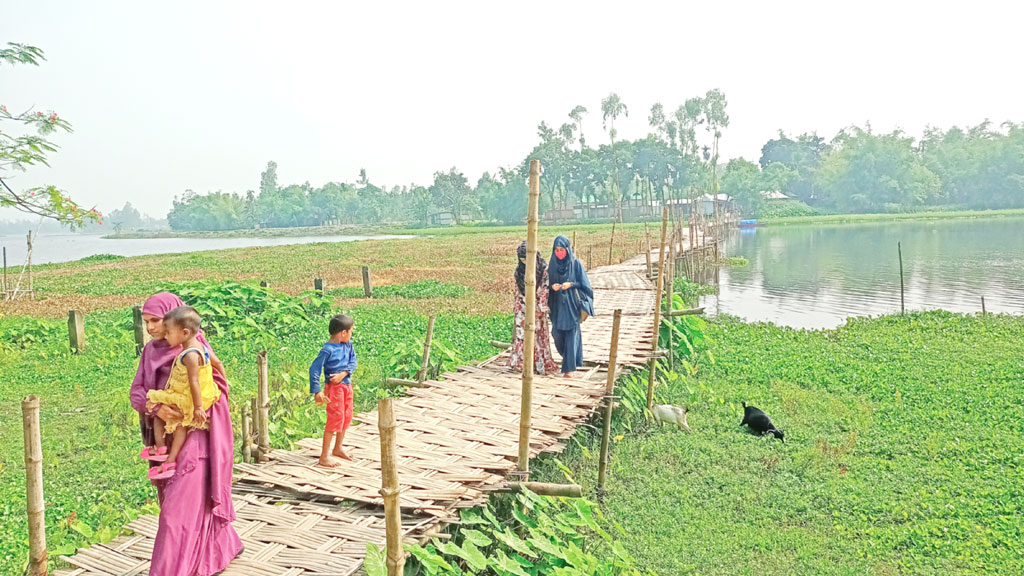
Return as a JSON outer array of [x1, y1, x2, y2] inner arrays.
[[518, 159, 541, 476], [257, 351, 270, 461], [898, 242, 905, 314], [647, 208, 668, 412], [68, 310, 85, 354], [132, 306, 148, 357], [598, 309, 622, 493], [981, 296, 986, 315], [416, 315, 436, 385], [362, 266, 373, 298], [378, 398, 405, 576], [23, 395, 47, 576]]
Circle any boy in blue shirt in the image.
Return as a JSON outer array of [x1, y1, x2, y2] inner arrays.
[[309, 314, 357, 467]]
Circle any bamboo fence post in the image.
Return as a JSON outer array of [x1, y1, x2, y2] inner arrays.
[[68, 310, 85, 354], [587, 245, 593, 270], [362, 265, 373, 298], [2, 246, 7, 296], [981, 296, 986, 315], [378, 398, 405, 576], [241, 401, 252, 463], [257, 350, 270, 461], [572, 230, 577, 253], [598, 310, 622, 494], [22, 395, 47, 576], [644, 223, 652, 277], [647, 207, 668, 412], [667, 237, 676, 371], [608, 220, 616, 265], [518, 159, 541, 477], [898, 242, 905, 314], [417, 315, 436, 385], [314, 277, 323, 296], [26, 231, 33, 295], [132, 306, 148, 357], [249, 396, 259, 461]]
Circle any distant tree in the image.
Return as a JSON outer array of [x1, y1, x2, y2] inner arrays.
[[406, 185, 433, 226], [260, 161, 278, 197], [430, 167, 476, 225], [0, 43, 101, 227], [759, 131, 828, 203], [569, 105, 588, 149], [107, 202, 144, 230], [720, 158, 763, 215]]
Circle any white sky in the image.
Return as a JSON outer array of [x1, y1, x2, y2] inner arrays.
[[1, 0, 1021, 219]]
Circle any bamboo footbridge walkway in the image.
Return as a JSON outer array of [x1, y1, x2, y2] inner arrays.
[[54, 220, 710, 576]]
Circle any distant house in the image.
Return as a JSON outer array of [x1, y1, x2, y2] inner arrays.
[[428, 211, 455, 226], [760, 190, 792, 201]]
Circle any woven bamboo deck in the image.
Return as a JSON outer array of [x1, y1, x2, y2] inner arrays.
[[55, 233, 698, 576]]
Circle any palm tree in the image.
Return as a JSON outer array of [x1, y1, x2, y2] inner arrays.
[[569, 105, 588, 150], [601, 93, 628, 219]]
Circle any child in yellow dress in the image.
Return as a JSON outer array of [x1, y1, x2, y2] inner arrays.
[[145, 306, 222, 480]]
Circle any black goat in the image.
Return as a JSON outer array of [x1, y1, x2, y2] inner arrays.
[[740, 402, 785, 442]]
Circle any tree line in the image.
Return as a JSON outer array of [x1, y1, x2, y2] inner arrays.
[[167, 91, 1024, 230]]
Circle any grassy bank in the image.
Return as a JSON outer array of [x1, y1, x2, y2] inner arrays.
[[759, 207, 1024, 227], [534, 310, 1024, 575]]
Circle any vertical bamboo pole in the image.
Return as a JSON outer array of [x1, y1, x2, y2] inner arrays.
[[26, 231, 33, 295], [898, 242, 905, 314], [607, 220, 616, 265], [241, 401, 252, 463], [647, 207, 668, 412], [2, 246, 7, 296], [417, 315, 436, 384], [257, 350, 270, 461], [644, 223, 652, 277], [22, 395, 46, 576], [68, 310, 85, 354], [572, 230, 577, 253], [314, 278, 324, 296], [132, 306, 148, 357], [250, 396, 259, 461], [981, 296, 986, 315], [598, 310, 622, 493], [378, 398, 405, 576], [667, 236, 676, 371], [518, 159, 541, 476], [362, 266, 373, 298], [587, 245, 593, 270]]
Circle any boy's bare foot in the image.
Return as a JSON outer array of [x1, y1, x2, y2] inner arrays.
[[563, 371, 576, 378], [332, 449, 353, 461], [318, 456, 342, 468]]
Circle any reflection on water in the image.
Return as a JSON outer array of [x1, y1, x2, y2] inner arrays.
[[704, 217, 1024, 329], [0, 233, 414, 265]]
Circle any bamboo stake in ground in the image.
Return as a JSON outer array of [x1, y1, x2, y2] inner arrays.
[[257, 350, 270, 461], [68, 310, 85, 354], [22, 395, 47, 576], [378, 398, 405, 576], [608, 220, 616, 265], [518, 159, 541, 476], [598, 309, 622, 493], [249, 396, 259, 461], [362, 266, 373, 298], [647, 207, 668, 412], [2, 246, 7, 296], [26, 231, 33, 295], [241, 401, 252, 463], [132, 306, 148, 357], [572, 230, 577, 253], [898, 242, 905, 314], [259, 280, 269, 288], [644, 223, 652, 277], [314, 278, 324, 296], [415, 315, 436, 385]]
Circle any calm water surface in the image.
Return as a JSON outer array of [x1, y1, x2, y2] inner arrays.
[[0, 233, 413, 265], [706, 217, 1024, 329]]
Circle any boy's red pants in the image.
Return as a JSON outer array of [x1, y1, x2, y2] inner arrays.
[[324, 383, 353, 433]]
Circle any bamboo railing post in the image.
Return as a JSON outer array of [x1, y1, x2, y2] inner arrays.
[[241, 401, 252, 463], [362, 266, 373, 298], [667, 237, 677, 371], [417, 315, 436, 384], [378, 398, 405, 576], [608, 220, 616, 265], [22, 395, 47, 576], [598, 310, 622, 494], [132, 306, 148, 357], [249, 396, 259, 461], [257, 351, 270, 461], [644, 223, 652, 278], [68, 310, 85, 354], [647, 207, 668, 412], [518, 159, 541, 477], [314, 277, 324, 296]]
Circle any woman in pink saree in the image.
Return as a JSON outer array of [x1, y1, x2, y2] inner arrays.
[[129, 292, 243, 576]]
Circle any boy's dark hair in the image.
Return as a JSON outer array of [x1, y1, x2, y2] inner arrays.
[[329, 314, 354, 335], [164, 305, 202, 334]]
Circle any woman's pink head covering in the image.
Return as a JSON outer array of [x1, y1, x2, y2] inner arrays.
[[142, 291, 186, 318]]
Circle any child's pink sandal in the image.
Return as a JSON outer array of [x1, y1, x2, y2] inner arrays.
[[139, 446, 168, 462], [147, 461, 176, 480]]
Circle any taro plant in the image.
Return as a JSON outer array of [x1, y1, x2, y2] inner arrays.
[[166, 280, 312, 343], [365, 489, 656, 576]]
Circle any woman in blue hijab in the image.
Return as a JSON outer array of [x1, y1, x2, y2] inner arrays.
[[547, 235, 594, 377]]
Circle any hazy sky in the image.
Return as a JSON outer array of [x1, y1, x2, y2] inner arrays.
[[2, 0, 1021, 220]]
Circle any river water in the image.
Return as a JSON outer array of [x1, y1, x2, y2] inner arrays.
[[0, 232, 413, 266], [705, 217, 1024, 329]]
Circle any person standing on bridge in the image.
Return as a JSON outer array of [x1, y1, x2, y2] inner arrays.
[[548, 235, 594, 378], [510, 241, 558, 375]]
